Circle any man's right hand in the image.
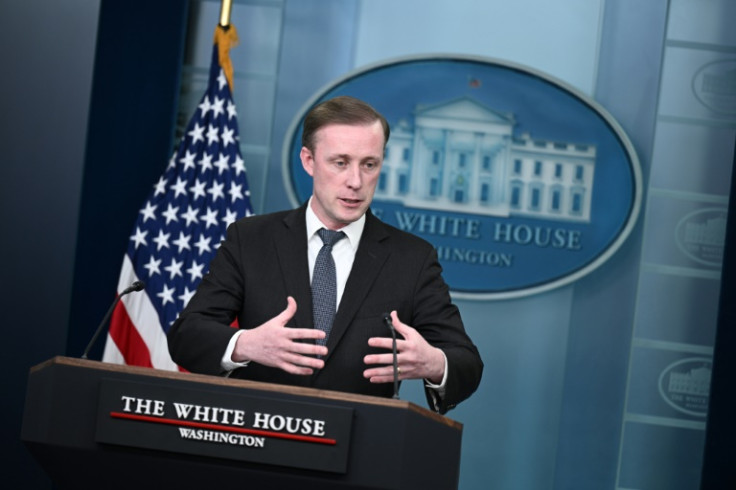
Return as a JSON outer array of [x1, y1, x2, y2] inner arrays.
[[231, 296, 328, 375]]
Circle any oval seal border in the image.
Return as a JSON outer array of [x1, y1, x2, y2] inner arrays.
[[691, 58, 736, 116], [282, 54, 642, 300], [657, 356, 712, 418], [675, 207, 727, 267]]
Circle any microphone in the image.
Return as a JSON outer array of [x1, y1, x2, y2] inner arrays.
[[382, 312, 400, 399], [81, 281, 145, 359], [120, 280, 145, 295]]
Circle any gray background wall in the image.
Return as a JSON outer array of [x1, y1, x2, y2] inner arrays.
[[2, 1, 734, 488]]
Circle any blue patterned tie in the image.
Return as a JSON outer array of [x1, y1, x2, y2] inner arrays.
[[312, 228, 346, 346]]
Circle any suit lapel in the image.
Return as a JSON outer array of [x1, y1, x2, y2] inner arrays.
[[273, 204, 312, 329], [322, 212, 391, 360]]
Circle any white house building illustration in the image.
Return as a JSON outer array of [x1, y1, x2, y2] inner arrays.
[[683, 214, 727, 247], [376, 97, 597, 222], [668, 365, 711, 396]]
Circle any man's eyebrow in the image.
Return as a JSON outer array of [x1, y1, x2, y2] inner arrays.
[[325, 153, 381, 162]]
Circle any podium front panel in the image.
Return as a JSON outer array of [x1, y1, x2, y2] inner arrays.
[[22, 357, 463, 490]]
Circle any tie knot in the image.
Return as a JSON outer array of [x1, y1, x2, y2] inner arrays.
[[317, 228, 346, 248]]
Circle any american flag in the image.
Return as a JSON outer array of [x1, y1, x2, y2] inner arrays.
[[102, 26, 253, 369]]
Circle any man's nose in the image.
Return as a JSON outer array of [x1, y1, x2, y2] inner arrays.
[[345, 164, 362, 188]]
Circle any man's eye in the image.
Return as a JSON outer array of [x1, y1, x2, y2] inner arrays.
[[334, 160, 345, 167]]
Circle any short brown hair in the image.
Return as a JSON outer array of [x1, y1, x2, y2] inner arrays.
[[301, 96, 390, 151]]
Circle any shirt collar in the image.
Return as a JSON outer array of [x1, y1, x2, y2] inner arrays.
[[306, 197, 365, 251]]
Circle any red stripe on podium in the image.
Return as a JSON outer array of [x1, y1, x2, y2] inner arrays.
[[109, 411, 338, 445]]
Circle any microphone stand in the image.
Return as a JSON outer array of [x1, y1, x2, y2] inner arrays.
[[382, 313, 400, 399], [81, 281, 144, 359]]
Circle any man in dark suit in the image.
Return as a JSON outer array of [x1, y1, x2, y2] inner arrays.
[[168, 96, 483, 414]]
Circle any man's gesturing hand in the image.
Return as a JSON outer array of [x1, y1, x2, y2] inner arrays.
[[231, 296, 328, 375], [363, 311, 445, 384]]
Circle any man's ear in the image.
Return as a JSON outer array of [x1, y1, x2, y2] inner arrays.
[[300, 146, 315, 177]]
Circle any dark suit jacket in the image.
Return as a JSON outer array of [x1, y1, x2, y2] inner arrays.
[[168, 204, 483, 414]]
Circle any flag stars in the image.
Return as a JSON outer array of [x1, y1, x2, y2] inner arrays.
[[179, 287, 196, 308], [198, 152, 214, 172], [222, 208, 238, 226], [181, 205, 200, 226], [206, 124, 219, 146], [140, 201, 157, 222], [228, 181, 243, 203], [221, 127, 235, 147], [157, 284, 176, 306], [143, 256, 162, 277], [162, 204, 180, 224], [164, 257, 184, 280], [189, 179, 207, 200], [188, 123, 205, 144], [232, 154, 246, 176], [130, 227, 148, 249], [226, 100, 237, 120], [214, 153, 230, 175], [207, 181, 225, 202], [198, 96, 212, 117], [217, 70, 228, 91], [201, 207, 219, 229], [154, 176, 168, 196], [153, 229, 171, 251], [172, 232, 192, 253], [194, 234, 212, 255], [180, 150, 197, 171], [187, 260, 205, 282], [211, 96, 225, 118], [170, 177, 188, 198]]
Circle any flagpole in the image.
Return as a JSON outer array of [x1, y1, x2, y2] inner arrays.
[[219, 0, 233, 28]]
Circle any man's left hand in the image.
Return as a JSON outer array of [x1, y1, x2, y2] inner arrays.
[[363, 311, 445, 384]]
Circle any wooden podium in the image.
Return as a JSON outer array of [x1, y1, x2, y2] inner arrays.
[[21, 357, 463, 489]]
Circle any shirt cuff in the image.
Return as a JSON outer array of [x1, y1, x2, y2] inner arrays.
[[221, 329, 250, 372], [424, 350, 448, 401]]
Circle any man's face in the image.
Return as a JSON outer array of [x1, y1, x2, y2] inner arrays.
[[300, 121, 385, 230]]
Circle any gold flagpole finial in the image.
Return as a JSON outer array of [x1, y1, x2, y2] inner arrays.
[[219, 0, 233, 27], [214, 1, 239, 93]]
